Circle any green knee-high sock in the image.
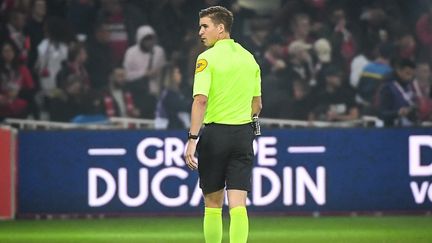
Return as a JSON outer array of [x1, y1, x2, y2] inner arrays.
[[229, 206, 249, 243], [204, 207, 223, 243]]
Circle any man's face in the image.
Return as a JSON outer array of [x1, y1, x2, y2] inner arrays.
[[294, 17, 310, 37], [113, 68, 126, 87], [331, 9, 345, 25], [326, 74, 342, 88], [78, 49, 87, 64], [95, 27, 110, 43], [34, 0, 47, 18], [199, 16, 221, 47], [11, 13, 26, 30], [173, 67, 182, 84], [140, 36, 155, 52], [416, 64, 431, 82], [397, 67, 415, 82], [1, 44, 15, 63]]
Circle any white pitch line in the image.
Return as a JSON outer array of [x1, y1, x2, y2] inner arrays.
[[88, 148, 126, 156], [287, 146, 326, 153]]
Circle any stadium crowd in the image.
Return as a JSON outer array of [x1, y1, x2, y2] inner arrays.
[[0, 0, 432, 127]]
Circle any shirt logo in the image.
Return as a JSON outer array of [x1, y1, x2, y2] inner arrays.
[[195, 59, 208, 74]]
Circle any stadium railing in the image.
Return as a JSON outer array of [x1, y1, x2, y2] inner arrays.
[[260, 115, 384, 128], [3, 118, 117, 130], [109, 117, 155, 129], [4, 116, 432, 130]]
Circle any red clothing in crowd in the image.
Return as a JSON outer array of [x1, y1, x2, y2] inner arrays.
[[104, 14, 128, 64], [416, 14, 432, 58], [103, 90, 137, 117], [0, 65, 34, 118]]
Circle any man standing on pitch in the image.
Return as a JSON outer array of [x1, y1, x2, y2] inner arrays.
[[184, 6, 262, 243]]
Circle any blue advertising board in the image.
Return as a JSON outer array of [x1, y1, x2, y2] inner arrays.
[[17, 128, 432, 215]]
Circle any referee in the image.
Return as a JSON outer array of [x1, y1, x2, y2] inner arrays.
[[184, 6, 262, 243]]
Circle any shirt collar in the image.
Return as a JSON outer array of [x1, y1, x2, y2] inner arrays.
[[214, 39, 234, 47]]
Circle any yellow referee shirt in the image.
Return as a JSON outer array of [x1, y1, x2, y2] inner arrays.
[[193, 39, 261, 125]]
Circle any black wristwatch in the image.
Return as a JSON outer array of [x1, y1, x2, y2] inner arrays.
[[188, 132, 199, 140]]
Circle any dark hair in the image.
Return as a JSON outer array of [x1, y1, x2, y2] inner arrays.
[[161, 63, 182, 90], [395, 58, 416, 70], [45, 16, 74, 44], [377, 43, 393, 60], [323, 65, 343, 77], [0, 41, 20, 70], [199, 6, 234, 33]]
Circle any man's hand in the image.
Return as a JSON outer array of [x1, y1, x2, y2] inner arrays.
[[399, 107, 411, 117], [326, 110, 339, 121], [184, 140, 198, 170]]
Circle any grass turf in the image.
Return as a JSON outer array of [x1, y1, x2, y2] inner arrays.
[[0, 216, 431, 243]]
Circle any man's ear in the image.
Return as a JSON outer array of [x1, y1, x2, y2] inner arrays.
[[217, 23, 225, 34]]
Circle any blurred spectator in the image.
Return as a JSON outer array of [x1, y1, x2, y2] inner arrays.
[[123, 25, 166, 118], [415, 3, 432, 62], [414, 61, 432, 121], [97, 0, 146, 65], [395, 32, 416, 61], [25, 0, 46, 69], [415, 61, 432, 98], [285, 40, 314, 87], [284, 13, 314, 53], [309, 66, 359, 122], [357, 6, 393, 47], [243, 18, 271, 75], [49, 74, 95, 122], [356, 43, 393, 114], [260, 39, 293, 118], [263, 38, 287, 78], [313, 38, 333, 87], [34, 16, 69, 98], [101, 67, 139, 118], [260, 39, 294, 118], [56, 43, 91, 92], [328, 6, 356, 67], [0, 41, 34, 119], [350, 40, 375, 89], [155, 64, 190, 129], [290, 13, 313, 44], [85, 23, 114, 90], [0, 9, 30, 63], [273, 0, 329, 27], [379, 59, 419, 126], [280, 79, 314, 120]]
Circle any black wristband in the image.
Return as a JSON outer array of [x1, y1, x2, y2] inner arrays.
[[188, 132, 199, 140]]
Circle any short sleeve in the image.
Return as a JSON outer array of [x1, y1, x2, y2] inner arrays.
[[193, 55, 211, 97], [253, 65, 262, 97]]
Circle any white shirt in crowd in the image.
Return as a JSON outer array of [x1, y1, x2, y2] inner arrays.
[[36, 39, 68, 94]]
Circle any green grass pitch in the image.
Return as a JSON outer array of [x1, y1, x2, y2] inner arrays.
[[1, 216, 431, 242]]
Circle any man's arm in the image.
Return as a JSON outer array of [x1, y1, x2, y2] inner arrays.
[[189, 94, 207, 135], [185, 94, 207, 170], [251, 96, 262, 116]]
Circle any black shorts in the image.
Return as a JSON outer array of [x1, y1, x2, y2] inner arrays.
[[197, 123, 255, 194]]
